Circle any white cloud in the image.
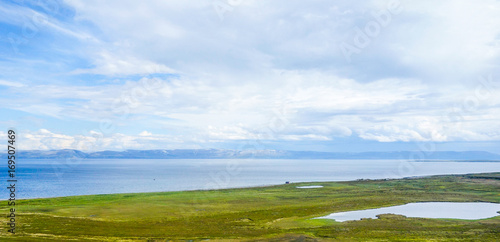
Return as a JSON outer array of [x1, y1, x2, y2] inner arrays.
[[19, 129, 205, 151], [0, 1, 97, 42], [139, 131, 152, 136], [8, 67, 500, 149], [22, 129, 76, 150], [0, 80, 25, 88], [72, 50, 177, 76], [3, 1, 500, 150], [59, 0, 500, 81]]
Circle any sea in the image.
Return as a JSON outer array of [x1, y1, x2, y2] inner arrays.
[[4, 159, 500, 199]]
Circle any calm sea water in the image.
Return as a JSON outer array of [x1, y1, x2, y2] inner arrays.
[[3, 159, 500, 199]]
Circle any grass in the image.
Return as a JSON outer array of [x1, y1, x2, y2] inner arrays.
[[1, 173, 499, 241]]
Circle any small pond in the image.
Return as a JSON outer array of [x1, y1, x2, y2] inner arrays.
[[316, 202, 500, 222], [296, 185, 324, 189]]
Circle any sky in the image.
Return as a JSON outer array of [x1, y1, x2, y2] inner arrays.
[[1, 0, 500, 154]]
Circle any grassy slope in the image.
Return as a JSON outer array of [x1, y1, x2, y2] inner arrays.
[[1, 173, 499, 241]]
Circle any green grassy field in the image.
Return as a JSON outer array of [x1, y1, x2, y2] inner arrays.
[[1, 173, 499, 241]]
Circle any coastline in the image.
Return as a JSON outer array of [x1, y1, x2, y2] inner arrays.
[[3, 171, 499, 201]]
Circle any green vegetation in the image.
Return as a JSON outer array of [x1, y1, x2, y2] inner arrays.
[[1, 173, 499, 241]]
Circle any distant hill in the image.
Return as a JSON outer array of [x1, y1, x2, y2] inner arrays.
[[18, 149, 500, 160]]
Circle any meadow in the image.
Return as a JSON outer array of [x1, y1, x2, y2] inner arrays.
[[1, 173, 499, 241]]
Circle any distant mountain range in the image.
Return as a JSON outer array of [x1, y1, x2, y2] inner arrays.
[[18, 149, 500, 160]]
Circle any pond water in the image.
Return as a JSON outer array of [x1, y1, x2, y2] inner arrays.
[[296, 185, 324, 189], [316, 202, 500, 222]]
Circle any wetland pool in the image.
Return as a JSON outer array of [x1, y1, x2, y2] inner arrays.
[[316, 202, 500, 222]]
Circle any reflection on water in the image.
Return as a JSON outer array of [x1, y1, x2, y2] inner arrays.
[[316, 202, 500, 222]]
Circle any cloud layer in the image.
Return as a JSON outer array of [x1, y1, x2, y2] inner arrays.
[[1, 0, 500, 151]]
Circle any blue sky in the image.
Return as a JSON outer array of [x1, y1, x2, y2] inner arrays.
[[1, 0, 500, 153]]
